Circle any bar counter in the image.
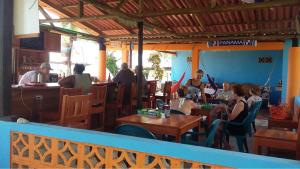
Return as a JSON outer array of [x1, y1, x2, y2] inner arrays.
[[11, 82, 117, 124], [11, 83, 60, 121]]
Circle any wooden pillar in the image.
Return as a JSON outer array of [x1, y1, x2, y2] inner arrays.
[[191, 47, 200, 78], [286, 47, 300, 107], [0, 0, 13, 116], [122, 44, 129, 64], [137, 22, 143, 109], [98, 37, 106, 81]]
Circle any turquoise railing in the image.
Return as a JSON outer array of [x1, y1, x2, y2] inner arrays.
[[1, 120, 300, 168]]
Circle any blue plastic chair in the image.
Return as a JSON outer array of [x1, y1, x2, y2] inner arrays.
[[115, 124, 157, 139], [249, 101, 262, 133], [182, 119, 221, 147], [223, 103, 258, 153]]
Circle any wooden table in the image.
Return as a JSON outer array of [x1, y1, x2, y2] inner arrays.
[[116, 114, 201, 142], [253, 129, 297, 155]]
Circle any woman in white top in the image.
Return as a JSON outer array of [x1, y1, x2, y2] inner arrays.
[[247, 85, 262, 109]]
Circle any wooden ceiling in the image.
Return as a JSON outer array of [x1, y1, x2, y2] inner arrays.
[[39, 0, 300, 43]]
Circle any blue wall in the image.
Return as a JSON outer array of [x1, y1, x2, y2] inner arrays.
[[171, 50, 283, 104], [171, 51, 192, 85]]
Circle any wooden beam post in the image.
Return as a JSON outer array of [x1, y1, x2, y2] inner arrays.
[[98, 37, 106, 81], [0, 0, 13, 116], [137, 22, 143, 109], [129, 42, 133, 68], [191, 47, 199, 78]]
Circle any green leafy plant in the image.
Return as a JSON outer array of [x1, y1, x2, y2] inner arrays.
[[106, 52, 118, 76], [148, 53, 164, 80]]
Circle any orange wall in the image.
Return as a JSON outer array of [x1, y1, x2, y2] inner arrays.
[[191, 47, 200, 77], [286, 47, 300, 107]]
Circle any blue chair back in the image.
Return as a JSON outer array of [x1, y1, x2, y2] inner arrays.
[[204, 119, 221, 147], [116, 124, 157, 139], [156, 99, 165, 110], [244, 101, 261, 136]]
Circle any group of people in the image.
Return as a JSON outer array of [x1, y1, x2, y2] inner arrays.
[[183, 69, 262, 147]]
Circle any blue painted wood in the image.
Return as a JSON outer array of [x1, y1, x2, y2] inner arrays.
[[1, 121, 300, 168]]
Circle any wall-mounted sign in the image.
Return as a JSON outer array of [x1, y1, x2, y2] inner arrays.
[[258, 57, 272, 63], [207, 40, 257, 47]]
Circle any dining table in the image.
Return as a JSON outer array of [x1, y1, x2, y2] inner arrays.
[[116, 114, 201, 142]]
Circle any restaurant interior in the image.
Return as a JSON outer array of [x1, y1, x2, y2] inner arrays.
[[1, 0, 300, 168]]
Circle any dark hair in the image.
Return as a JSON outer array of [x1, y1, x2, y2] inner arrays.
[[196, 69, 204, 74], [232, 84, 245, 97], [74, 64, 85, 74], [251, 85, 261, 96]]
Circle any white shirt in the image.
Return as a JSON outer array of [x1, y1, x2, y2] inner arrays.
[[18, 70, 38, 85], [247, 95, 262, 108]]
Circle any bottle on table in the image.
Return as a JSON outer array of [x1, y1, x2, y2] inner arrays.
[[163, 104, 170, 118]]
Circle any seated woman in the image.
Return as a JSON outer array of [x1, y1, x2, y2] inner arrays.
[[247, 85, 262, 109], [58, 64, 92, 94], [185, 69, 206, 103], [225, 84, 248, 136]]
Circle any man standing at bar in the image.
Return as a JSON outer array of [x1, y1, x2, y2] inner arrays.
[[18, 62, 52, 85]]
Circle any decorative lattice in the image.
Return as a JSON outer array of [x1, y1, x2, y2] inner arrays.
[[11, 132, 231, 169]]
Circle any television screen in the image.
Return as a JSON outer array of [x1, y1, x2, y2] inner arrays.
[[20, 32, 44, 50]]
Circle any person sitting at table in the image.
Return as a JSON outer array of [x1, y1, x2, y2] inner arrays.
[[58, 64, 92, 94], [247, 85, 262, 109], [113, 63, 135, 102], [185, 69, 206, 103], [19, 62, 52, 85], [224, 84, 248, 135]]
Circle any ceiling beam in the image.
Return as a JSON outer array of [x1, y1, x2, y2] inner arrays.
[[207, 19, 294, 27], [128, 35, 300, 43], [62, 1, 121, 9], [143, 0, 300, 17], [139, 0, 144, 16], [81, 0, 177, 35], [40, 0, 103, 36], [40, 24, 99, 40], [116, 0, 129, 9], [39, 5, 55, 27], [40, 15, 116, 23], [106, 28, 297, 40]]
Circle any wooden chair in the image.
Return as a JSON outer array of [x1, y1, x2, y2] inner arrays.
[[130, 83, 137, 114], [253, 115, 300, 159], [55, 94, 93, 129], [39, 87, 82, 122], [142, 81, 157, 108], [156, 81, 172, 104], [268, 108, 299, 131], [90, 85, 107, 130], [107, 84, 126, 122]]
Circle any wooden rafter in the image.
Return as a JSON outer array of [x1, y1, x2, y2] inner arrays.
[[139, 0, 144, 16], [142, 0, 300, 17], [62, 1, 120, 9], [39, 5, 54, 27], [81, 0, 177, 35], [40, 0, 102, 36], [206, 19, 295, 27], [79, 1, 84, 17]]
